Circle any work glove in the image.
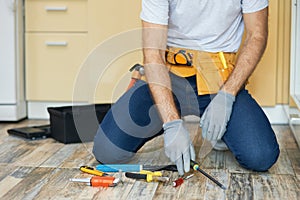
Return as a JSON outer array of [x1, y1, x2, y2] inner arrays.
[[200, 90, 235, 141], [163, 119, 196, 175]]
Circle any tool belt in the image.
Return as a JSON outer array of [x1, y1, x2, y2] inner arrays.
[[166, 47, 236, 95]]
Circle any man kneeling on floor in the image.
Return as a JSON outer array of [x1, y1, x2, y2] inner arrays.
[[93, 0, 280, 175]]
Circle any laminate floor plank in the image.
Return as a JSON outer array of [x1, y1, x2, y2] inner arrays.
[[226, 173, 253, 200], [126, 181, 159, 200], [0, 164, 16, 181], [252, 174, 300, 200], [60, 143, 96, 168], [273, 125, 298, 150], [0, 140, 28, 163], [0, 165, 35, 199], [268, 148, 295, 175], [33, 168, 90, 200], [201, 150, 228, 170], [287, 149, 300, 180], [13, 142, 64, 167], [0, 167, 52, 200], [0, 120, 299, 200], [40, 143, 81, 168]]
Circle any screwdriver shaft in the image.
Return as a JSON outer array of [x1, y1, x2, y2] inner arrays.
[[69, 178, 90, 183], [190, 160, 226, 190]]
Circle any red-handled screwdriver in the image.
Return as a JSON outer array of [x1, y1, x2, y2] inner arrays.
[[70, 176, 118, 187], [172, 174, 194, 187]]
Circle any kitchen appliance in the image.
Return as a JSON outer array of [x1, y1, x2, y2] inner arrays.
[[289, 0, 300, 147], [0, 0, 26, 121]]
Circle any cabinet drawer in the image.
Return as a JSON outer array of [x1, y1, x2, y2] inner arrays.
[[25, 33, 88, 101], [25, 0, 87, 32]]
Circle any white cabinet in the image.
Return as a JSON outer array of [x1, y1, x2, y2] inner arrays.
[[291, 0, 300, 107], [0, 0, 26, 121], [289, 0, 300, 146], [25, 0, 88, 101]]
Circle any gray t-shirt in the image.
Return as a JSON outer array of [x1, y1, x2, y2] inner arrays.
[[140, 0, 268, 52]]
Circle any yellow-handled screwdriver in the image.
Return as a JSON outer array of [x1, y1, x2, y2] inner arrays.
[[80, 166, 108, 176]]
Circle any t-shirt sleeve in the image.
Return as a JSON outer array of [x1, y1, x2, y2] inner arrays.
[[241, 0, 269, 13], [140, 0, 169, 25]]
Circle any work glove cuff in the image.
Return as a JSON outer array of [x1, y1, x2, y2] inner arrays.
[[219, 90, 236, 103], [162, 119, 183, 131]]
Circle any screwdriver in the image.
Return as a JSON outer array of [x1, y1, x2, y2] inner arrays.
[[190, 160, 227, 190], [70, 176, 118, 187], [172, 174, 194, 187]]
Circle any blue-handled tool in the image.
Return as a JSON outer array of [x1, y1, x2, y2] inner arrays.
[[96, 164, 142, 172], [96, 164, 177, 172]]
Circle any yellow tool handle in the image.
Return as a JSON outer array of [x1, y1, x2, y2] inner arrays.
[[146, 174, 169, 182], [140, 170, 164, 182], [218, 52, 228, 69], [80, 166, 106, 176], [140, 170, 162, 176]]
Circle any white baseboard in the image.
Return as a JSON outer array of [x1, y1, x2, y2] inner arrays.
[[262, 105, 289, 124], [0, 101, 27, 121], [27, 101, 289, 124], [27, 101, 87, 119]]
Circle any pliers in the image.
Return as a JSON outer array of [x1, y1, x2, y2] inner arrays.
[[125, 170, 169, 182]]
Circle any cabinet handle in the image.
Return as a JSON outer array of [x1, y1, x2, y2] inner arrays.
[[45, 41, 68, 46], [45, 6, 68, 11]]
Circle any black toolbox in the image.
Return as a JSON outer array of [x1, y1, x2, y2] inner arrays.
[[47, 104, 111, 144]]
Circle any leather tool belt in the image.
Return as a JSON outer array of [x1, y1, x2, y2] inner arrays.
[[166, 47, 237, 95]]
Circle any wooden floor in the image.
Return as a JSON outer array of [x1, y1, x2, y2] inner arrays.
[[0, 119, 299, 200]]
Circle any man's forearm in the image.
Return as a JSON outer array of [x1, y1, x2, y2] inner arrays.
[[142, 21, 180, 123], [144, 60, 180, 123], [222, 7, 268, 96]]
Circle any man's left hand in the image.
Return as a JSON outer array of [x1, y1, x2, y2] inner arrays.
[[200, 90, 235, 141]]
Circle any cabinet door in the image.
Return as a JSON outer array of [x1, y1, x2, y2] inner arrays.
[[289, 0, 300, 147], [0, 1, 17, 103], [291, 0, 300, 107], [25, 0, 88, 32], [26, 33, 88, 101]]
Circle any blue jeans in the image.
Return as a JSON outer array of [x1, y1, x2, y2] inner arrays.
[[93, 73, 280, 171]]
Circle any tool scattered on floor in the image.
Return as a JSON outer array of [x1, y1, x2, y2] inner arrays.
[[125, 170, 169, 183], [80, 166, 108, 176], [70, 176, 120, 187], [73, 161, 226, 189], [190, 160, 227, 190], [96, 164, 177, 172], [172, 174, 194, 187]]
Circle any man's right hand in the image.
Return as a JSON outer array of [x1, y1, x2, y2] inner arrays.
[[163, 119, 196, 175]]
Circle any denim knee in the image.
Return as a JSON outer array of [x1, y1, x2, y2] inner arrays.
[[93, 127, 136, 164], [237, 145, 280, 172]]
